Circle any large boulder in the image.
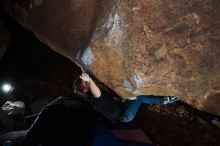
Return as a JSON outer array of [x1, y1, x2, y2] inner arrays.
[[0, 13, 9, 58], [2, 0, 220, 115], [89, 0, 220, 116]]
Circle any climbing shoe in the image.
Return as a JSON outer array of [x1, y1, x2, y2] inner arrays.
[[163, 96, 179, 104]]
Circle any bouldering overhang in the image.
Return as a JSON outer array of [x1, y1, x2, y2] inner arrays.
[[1, 0, 220, 115]]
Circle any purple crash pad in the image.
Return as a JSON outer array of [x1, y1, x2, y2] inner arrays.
[[110, 122, 154, 146]]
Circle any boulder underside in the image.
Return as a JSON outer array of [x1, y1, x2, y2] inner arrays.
[[2, 0, 220, 115]]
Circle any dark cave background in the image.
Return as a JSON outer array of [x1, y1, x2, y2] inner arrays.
[[0, 5, 220, 146], [0, 8, 81, 114]]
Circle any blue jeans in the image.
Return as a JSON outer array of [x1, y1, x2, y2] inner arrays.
[[121, 96, 164, 122]]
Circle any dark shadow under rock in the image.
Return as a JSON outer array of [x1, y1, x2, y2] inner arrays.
[[135, 102, 220, 146]]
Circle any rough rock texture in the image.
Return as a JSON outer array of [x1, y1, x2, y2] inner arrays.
[[0, 14, 9, 58], [2, 0, 220, 115], [1, 0, 102, 63], [90, 0, 220, 115], [1, 101, 25, 116]]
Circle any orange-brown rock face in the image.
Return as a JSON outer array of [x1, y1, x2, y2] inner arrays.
[[2, 0, 220, 115], [89, 0, 220, 115], [0, 14, 9, 58]]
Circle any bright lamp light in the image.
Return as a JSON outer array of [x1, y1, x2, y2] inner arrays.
[[2, 83, 13, 93]]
